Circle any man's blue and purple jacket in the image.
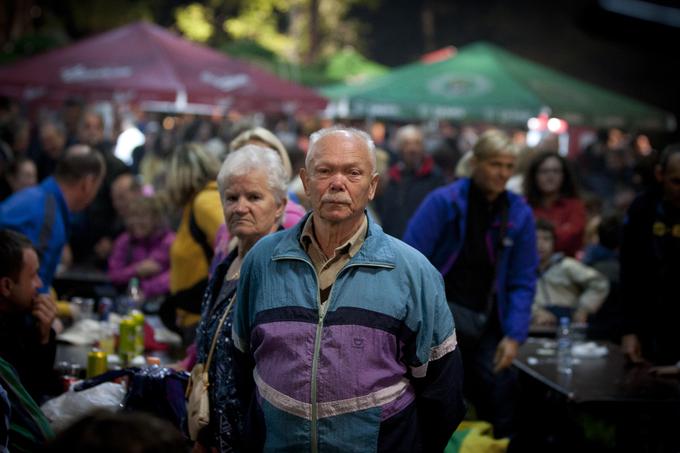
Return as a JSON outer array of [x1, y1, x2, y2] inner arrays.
[[232, 212, 465, 452]]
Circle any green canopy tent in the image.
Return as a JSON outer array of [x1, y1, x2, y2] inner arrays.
[[321, 42, 675, 132]]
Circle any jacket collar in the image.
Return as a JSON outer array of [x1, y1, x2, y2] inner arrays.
[[388, 155, 435, 183], [272, 211, 396, 268]]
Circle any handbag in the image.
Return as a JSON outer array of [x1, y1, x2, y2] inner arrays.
[[185, 294, 236, 441], [450, 302, 491, 342]]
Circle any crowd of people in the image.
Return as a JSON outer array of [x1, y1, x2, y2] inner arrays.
[[0, 93, 678, 451]]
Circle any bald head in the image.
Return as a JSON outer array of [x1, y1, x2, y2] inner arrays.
[[307, 126, 377, 174]]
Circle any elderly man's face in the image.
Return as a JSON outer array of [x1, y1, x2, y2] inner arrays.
[[302, 133, 378, 226], [400, 134, 425, 170]]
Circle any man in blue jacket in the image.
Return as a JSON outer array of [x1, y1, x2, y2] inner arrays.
[[0, 145, 105, 292], [404, 129, 537, 439], [233, 126, 464, 452]]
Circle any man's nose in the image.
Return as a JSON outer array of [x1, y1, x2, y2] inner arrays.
[[329, 173, 346, 190]]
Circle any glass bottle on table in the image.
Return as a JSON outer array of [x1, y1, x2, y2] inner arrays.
[[556, 316, 573, 374], [127, 277, 144, 310]]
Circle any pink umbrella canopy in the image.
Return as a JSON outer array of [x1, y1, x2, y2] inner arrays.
[[0, 21, 326, 113]]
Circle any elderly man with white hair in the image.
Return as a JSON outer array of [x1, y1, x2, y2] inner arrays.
[[232, 126, 464, 452], [374, 124, 445, 238]]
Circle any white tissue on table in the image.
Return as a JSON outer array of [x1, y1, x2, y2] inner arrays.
[[572, 342, 608, 358]]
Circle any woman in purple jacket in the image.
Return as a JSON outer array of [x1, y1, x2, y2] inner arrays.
[[107, 196, 175, 299]]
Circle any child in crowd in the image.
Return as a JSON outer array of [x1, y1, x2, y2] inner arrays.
[[532, 219, 609, 326], [107, 196, 174, 299]]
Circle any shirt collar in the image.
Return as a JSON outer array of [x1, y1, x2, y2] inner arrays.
[[300, 213, 368, 259]]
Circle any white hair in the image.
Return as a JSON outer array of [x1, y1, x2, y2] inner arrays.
[[217, 144, 288, 203], [307, 126, 377, 173], [394, 124, 423, 148]]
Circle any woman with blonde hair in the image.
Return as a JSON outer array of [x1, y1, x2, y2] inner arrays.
[[162, 142, 223, 336]]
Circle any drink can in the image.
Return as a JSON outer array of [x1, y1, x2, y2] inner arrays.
[[87, 350, 108, 378], [131, 310, 145, 354], [119, 317, 137, 356], [98, 297, 113, 320]]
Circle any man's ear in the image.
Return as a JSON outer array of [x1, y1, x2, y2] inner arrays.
[[300, 167, 311, 197], [0, 276, 13, 298]]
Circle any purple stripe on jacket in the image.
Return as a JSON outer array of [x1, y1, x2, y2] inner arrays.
[[252, 322, 412, 407]]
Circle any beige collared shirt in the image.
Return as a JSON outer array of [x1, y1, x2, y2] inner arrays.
[[300, 214, 368, 304]]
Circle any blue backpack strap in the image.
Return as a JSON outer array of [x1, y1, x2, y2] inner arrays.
[[37, 193, 56, 257]]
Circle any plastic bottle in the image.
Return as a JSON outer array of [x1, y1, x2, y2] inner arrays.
[[556, 316, 573, 374], [127, 277, 144, 310]]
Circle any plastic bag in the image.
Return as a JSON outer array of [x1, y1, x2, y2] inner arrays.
[[40, 382, 126, 432], [74, 367, 189, 429]]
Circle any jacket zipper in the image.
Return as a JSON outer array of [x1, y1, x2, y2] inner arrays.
[[273, 256, 393, 453]]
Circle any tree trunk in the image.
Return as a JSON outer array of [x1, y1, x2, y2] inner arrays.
[[306, 0, 320, 64], [421, 0, 436, 52]]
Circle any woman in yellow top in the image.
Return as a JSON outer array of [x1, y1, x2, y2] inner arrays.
[[161, 142, 223, 337]]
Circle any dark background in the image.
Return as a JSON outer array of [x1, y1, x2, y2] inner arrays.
[[353, 0, 680, 141]]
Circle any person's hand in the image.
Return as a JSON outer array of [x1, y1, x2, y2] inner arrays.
[[622, 334, 644, 363], [572, 309, 589, 324], [94, 237, 113, 260], [136, 259, 162, 277], [532, 308, 556, 326], [32, 293, 57, 344], [494, 336, 520, 373], [649, 365, 680, 378]]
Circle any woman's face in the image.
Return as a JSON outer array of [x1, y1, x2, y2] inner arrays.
[[536, 156, 564, 196], [125, 209, 155, 239], [222, 170, 285, 242]]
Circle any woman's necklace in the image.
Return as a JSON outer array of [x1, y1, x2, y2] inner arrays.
[[226, 255, 242, 281]]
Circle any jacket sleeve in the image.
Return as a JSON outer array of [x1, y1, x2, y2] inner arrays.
[[406, 266, 465, 451], [231, 252, 256, 413], [413, 349, 465, 452], [503, 207, 538, 343], [403, 188, 450, 259], [107, 234, 137, 285], [564, 259, 609, 314]]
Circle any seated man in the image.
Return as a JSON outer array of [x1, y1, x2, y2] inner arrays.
[[0, 356, 54, 452], [532, 219, 609, 326], [0, 229, 59, 402]]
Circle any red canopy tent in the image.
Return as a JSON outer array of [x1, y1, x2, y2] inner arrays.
[[0, 21, 326, 114]]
